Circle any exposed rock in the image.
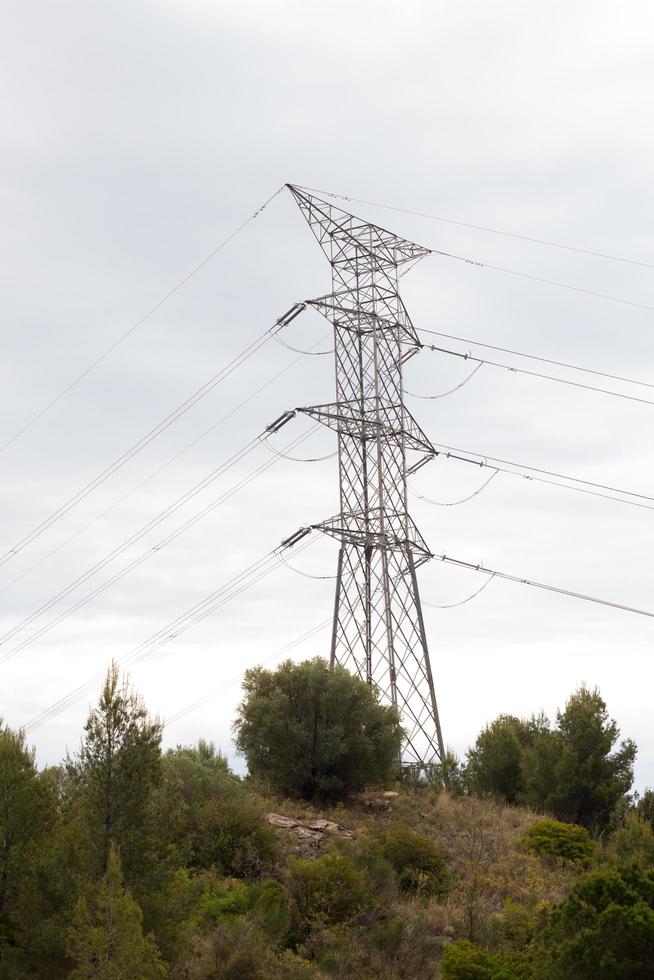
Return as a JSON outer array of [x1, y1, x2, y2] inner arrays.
[[266, 813, 354, 840], [295, 826, 323, 842], [266, 813, 299, 829]]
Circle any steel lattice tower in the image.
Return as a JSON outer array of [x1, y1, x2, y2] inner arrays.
[[280, 185, 445, 772]]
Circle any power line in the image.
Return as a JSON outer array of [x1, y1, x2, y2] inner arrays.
[[0, 187, 284, 456], [0, 425, 319, 664], [429, 248, 654, 315], [0, 329, 330, 600], [432, 443, 654, 507], [411, 469, 499, 507], [0, 312, 297, 570], [163, 619, 331, 728], [23, 536, 315, 734], [405, 362, 483, 400], [418, 327, 654, 392], [434, 554, 654, 620], [420, 444, 654, 512], [297, 184, 654, 271], [297, 185, 654, 314], [0, 434, 259, 654], [422, 574, 496, 609], [417, 343, 654, 408]]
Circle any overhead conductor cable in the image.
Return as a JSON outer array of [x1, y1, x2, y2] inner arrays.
[[0, 186, 284, 456]]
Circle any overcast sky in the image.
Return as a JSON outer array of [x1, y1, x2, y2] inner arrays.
[[1, 0, 653, 788]]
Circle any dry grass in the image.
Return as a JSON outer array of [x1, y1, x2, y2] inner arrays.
[[259, 785, 581, 945]]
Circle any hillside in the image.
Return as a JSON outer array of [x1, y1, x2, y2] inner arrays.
[[243, 784, 582, 978], [2, 665, 652, 978]]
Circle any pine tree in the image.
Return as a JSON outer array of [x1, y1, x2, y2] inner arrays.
[[522, 685, 635, 830], [70, 663, 163, 886], [67, 844, 165, 979], [0, 721, 56, 958]]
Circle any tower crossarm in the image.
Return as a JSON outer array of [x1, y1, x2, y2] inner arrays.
[[311, 510, 432, 560], [293, 399, 435, 458], [286, 184, 431, 273], [305, 290, 421, 348]]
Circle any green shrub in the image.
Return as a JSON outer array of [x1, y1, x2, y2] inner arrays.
[[440, 939, 533, 979], [198, 878, 252, 922], [288, 853, 373, 929], [480, 896, 548, 952], [250, 880, 293, 940], [161, 742, 277, 877], [607, 812, 654, 868], [363, 824, 449, 897], [636, 789, 654, 831], [521, 818, 593, 865], [535, 865, 654, 978], [306, 913, 441, 980]]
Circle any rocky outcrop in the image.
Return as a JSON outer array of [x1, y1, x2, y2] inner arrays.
[[266, 812, 355, 841]]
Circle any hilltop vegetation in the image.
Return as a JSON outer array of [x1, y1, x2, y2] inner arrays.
[[1, 659, 653, 978]]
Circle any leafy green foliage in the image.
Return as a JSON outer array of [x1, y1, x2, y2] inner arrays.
[[636, 788, 654, 831], [171, 917, 320, 980], [306, 912, 442, 979], [69, 662, 163, 884], [361, 823, 449, 896], [606, 812, 654, 869], [0, 722, 59, 973], [535, 865, 654, 978], [161, 740, 277, 876], [66, 844, 165, 979], [288, 852, 373, 929], [440, 939, 533, 979], [234, 657, 403, 801], [1, 668, 649, 979], [416, 749, 468, 796], [521, 686, 636, 831], [521, 819, 593, 866], [466, 715, 545, 804], [466, 689, 635, 831]]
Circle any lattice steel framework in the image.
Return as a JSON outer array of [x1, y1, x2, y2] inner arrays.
[[284, 185, 445, 771]]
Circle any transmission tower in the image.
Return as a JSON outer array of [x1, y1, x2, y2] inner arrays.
[[274, 184, 445, 773]]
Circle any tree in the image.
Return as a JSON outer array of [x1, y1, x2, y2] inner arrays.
[[233, 658, 403, 801], [0, 722, 57, 965], [522, 686, 635, 830], [466, 714, 547, 803], [160, 740, 277, 876], [636, 788, 654, 831], [67, 844, 165, 979], [70, 663, 163, 885], [535, 865, 654, 978]]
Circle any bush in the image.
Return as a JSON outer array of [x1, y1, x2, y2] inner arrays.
[[234, 658, 403, 801], [198, 878, 252, 922], [362, 824, 449, 897], [161, 741, 277, 876], [521, 819, 593, 866], [306, 912, 441, 979], [607, 812, 654, 868], [535, 865, 654, 978], [288, 853, 373, 930], [440, 939, 533, 979], [636, 789, 654, 831], [250, 879, 293, 941]]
